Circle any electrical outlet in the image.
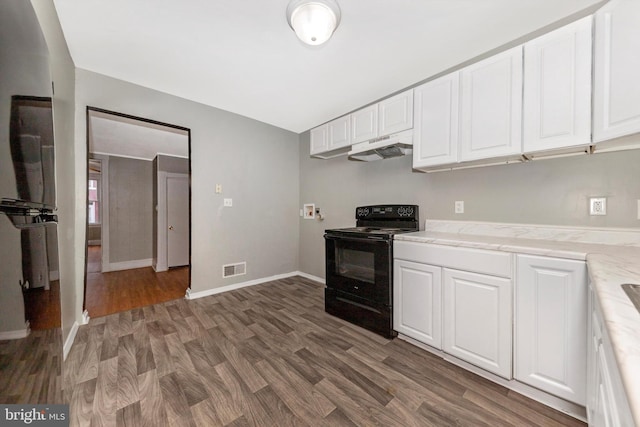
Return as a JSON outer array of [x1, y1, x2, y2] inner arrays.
[[455, 201, 464, 214], [589, 197, 606, 216], [223, 198, 232, 207]]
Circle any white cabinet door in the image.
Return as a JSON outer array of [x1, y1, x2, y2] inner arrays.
[[413, 72, 460, 169], [515, 255, 587, 405], [393, 260, 442, 348], [523, 17, 592, 153], [379, 89, 414, 136], [460, 46, 523, 162], [587, 285, 635, 427], [593, 0, 640, 142], [351, 105, 378, 144], [327, 115, 351, 150], [443, 268, 512, 378], [310, 125, 328, 156]]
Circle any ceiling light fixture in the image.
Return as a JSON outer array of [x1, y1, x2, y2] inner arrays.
[[286, 0, 341, 46]]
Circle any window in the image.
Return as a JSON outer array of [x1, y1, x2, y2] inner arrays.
[[88, 178, 100, 224]]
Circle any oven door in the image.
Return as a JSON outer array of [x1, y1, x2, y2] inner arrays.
[[325, 234, 392, 305]]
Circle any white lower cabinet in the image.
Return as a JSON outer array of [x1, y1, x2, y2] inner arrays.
[[515, 255, 587, 405], [587, 285, 635, 427], [443, 268, 512, 379], [393, 241, 513, 378], [393, 260, 442, 348]]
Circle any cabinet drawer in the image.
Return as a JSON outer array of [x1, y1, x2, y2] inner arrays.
[[394, 241, 512, 278]]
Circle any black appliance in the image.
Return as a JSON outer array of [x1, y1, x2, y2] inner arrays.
[[324, 205, 419, 338]]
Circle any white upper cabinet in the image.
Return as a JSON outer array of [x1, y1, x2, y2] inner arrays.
[[523, 17, 593, 154], [379, 90, 414, 136], [310, 125, 328, 156], [593, 0, 640, 142], [327, 115, 351, 151], [351, 105, 378, 144], [460, 46, 523, 162], [413, 72, 460, 169], [310, 116, 352, 159], [351, 90, 414, 144]]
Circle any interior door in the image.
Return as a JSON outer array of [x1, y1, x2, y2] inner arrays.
[[167, 174, 189, 267]]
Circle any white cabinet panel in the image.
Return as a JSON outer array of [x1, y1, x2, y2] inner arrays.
[[328, 115, 351, 150], [351, 105, 378, 144], [515, 255, 587, 405], [593, 0, 640, 142], [443, 268, 512, 378], [460, 46, 523, 162], [310, 125, 328, 156], [523, 17, 592, 153], [393, 260, 442, 348], [379, 90, 414, 136], [413, 73, 460, 169], [587, 285, 635, 427]]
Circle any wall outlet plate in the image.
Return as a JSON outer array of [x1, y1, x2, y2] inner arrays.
[[223, 198, 232, 207], [589, 197, 606, 215], [455, 201, 464, 214]]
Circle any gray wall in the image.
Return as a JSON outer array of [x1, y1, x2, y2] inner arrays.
[[298, 132, 640, 278], [158, 154, 188, 174], [108, 156, 153, 263], [31, 0, 78, 348], [74, 69, 300, 297]]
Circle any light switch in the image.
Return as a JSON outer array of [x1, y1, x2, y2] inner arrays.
[[215, 184, 222, 194]]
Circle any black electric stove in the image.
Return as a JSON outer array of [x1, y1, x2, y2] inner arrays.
[[324, 204, 419, 338]]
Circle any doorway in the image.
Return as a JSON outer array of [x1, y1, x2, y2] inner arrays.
[[84, 107, 191, 318]]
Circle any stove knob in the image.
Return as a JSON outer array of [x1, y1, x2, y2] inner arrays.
[[363, 208, 370, 216]]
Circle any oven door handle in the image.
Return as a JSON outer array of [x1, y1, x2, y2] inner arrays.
[[324, 234, 391, 245]]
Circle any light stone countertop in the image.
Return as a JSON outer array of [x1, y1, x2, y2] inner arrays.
[[395, 221, 640, 425]]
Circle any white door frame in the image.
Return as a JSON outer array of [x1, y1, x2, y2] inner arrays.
[[155, 171, 188, 272]]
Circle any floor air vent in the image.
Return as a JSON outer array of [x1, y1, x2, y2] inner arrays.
[[222, 262, 246, 278]]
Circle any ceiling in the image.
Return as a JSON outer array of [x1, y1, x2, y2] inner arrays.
[[54, 0, 604, 134], [89, 110, 189, 161]]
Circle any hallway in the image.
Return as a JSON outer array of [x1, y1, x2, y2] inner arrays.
[[85, 246, 188, 318]]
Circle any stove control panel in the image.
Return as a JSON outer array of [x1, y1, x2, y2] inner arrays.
[[355, 205, 418, 220]]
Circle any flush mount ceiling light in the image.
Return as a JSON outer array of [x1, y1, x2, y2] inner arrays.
[[286, 0, 341, 46]]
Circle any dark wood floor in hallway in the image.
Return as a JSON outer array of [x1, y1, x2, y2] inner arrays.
[[66, 275, 585, 426], [85, 246, 188, 318]]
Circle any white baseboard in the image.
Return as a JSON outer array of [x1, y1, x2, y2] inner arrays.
[[63, 321, 79, 360], [103, 258, 152, 272], [49, 270, 59, 281], [295, 271, 325, 284], [186, 271, 324, 300], [0, 322, 31, 340]]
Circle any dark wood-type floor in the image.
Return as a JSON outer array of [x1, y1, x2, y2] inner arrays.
[[85, 246, 189, 318], [0, 327, 63, 404], [23, 279, 62, 330], [65, 276, 586, 427]]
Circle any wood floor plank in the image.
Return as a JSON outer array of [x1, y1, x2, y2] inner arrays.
[[138, 369, 168, 427], [91, 357, 118, 427], [116, 334, 139, 410]]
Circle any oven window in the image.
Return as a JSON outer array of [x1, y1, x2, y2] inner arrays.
[[335, 247, 375, 283]]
